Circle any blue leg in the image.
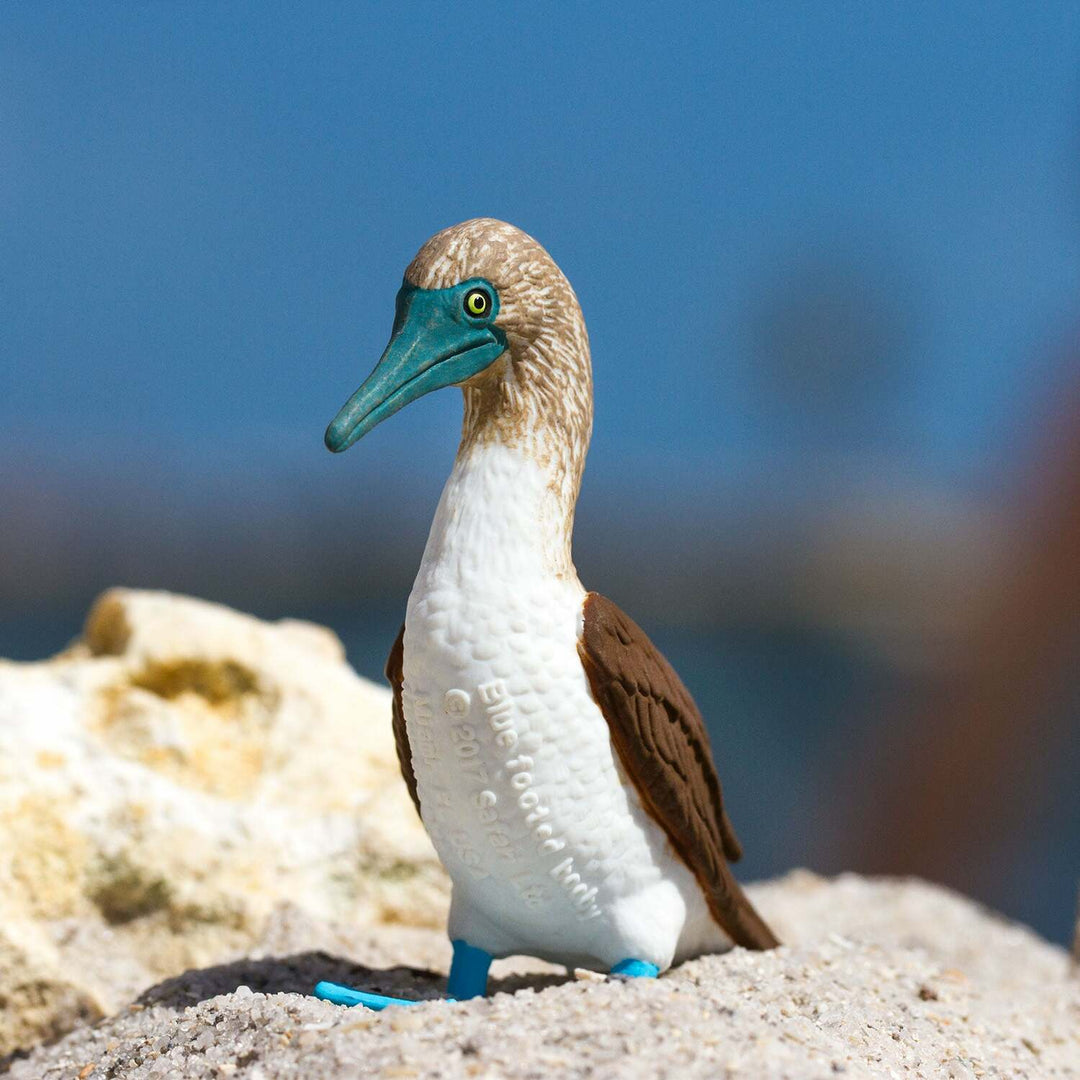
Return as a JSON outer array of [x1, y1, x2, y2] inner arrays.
[[447, 939, 492, 1000], [314, 939, 492, 1010], [610, 958, 660, 979]]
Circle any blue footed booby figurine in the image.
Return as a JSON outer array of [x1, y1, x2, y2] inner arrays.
[[316, 219, 778, 1010]]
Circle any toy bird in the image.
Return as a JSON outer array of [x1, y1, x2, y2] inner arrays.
[[316, 219, 778, 1010]]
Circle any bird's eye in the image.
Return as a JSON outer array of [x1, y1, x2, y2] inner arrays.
[[464, 288, 491, 319]]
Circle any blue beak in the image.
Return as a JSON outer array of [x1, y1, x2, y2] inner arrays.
[[325, 283, 506, 453]]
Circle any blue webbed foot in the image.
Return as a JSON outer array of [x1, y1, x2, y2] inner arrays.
[[314, 940, 493, 1010], [610, 958, 660, 979], [313, 982, 421, 1010]]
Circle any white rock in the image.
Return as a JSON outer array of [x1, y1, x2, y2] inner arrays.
[[0, 589, 447, 1058]]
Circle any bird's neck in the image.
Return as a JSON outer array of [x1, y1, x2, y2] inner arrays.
[[418, 327, 593, 588]]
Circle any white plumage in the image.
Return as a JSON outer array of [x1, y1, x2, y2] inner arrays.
[[403, 438, 729, 971]]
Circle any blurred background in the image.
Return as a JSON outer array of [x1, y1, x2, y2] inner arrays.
[[2, 3, 1077, 943]]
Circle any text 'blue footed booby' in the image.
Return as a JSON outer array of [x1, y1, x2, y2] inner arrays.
[[316, 219, 778, 1010]]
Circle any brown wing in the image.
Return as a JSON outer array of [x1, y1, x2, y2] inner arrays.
[[578, 592, 779, 950], [386, 623, 422, 821]]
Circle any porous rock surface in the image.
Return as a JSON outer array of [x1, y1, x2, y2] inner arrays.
[[6, 873, 1079, 1079], [0, 589, 445, 1059]]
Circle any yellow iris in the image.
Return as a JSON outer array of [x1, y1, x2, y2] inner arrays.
[[465, 290, 489, 316]]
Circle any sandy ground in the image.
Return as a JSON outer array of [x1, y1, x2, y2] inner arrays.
[[5, 872, 1078, 1079]]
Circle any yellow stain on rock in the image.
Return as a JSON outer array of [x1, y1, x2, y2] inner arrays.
[[2, 794, 90, 920], [90, 659, 278, 800]]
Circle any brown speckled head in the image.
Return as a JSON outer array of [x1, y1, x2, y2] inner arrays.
[[405, 219, 593, 497]]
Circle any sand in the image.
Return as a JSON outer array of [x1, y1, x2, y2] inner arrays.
[[6, 872, 1078, 1080]]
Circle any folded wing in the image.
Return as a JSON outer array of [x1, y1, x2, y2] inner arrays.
[[578, 592, 779, 950]]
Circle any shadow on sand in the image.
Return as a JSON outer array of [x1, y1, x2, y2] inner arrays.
[[135, 950, 573, 1010]]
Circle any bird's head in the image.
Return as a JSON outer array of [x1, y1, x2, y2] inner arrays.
[[325, 218, 591, 455]]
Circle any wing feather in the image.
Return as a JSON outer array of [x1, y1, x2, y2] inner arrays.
[[578, 593, 778, 950], [386, 623, 422, 821]]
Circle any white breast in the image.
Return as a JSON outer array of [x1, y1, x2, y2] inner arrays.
[[401, 441, 727, 971]]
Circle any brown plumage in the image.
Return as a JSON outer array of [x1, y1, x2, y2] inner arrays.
[[385, 623, 421, 819], [578, 592, 780, 951]]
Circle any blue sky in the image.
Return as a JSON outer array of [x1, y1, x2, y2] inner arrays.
[[3, 2, 1079, 945], [2, 2, 1079, 500]]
